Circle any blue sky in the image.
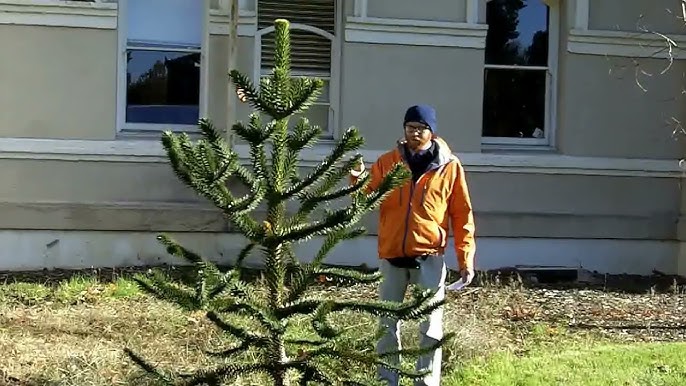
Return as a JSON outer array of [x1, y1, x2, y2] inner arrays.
[[515, 0, 549, 48]]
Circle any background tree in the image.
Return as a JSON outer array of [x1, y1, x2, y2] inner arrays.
[[124, 18, 450, 386]]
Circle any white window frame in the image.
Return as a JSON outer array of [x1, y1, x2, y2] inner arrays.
[[253, 0, 342, 139], [116, 0, 211, 133], [481, 0, 560, 149]]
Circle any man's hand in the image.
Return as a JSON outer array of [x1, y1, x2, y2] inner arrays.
[[236, 88, 248, 103], [350, 158, 365, 176], [460, 268, 475, 286]]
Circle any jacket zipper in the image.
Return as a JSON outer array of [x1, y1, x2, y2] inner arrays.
[[400, 165, 443, 256], [398, 149, 454, 257], [401, 182, 415, 257]]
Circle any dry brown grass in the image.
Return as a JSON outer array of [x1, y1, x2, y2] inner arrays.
[[0, 299, 223, 385]]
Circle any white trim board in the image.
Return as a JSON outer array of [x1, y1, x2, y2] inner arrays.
[[0, 138, 680, 177], [352, 0, 367, 18], [574, 0, 589, 30], [0, 0, 117, 29], [465, 0, 479, 24], [345, 17, 487, 48], [0, 230, 676, 275], [209, 8, 256, 37], [0, 138, 168, 163], [568, 29, 686, 59]]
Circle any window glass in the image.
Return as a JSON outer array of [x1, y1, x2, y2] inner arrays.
[[124, 0, 203, 126], [482, 0, 551, 140], [485, 0, 549, 66], [126, 50, 201, 125], [127, 0, 203, 47]]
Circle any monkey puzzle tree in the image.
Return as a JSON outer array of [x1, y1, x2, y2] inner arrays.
[[124, 18, 449, 386]]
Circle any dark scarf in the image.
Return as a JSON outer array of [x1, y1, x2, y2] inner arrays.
[[405, 141, 437, 182]]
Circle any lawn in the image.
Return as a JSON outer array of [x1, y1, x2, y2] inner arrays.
[[452, 341, 686, 386], [1, 267, 685, 385]]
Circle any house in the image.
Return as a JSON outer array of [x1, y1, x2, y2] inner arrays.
[[0, 0, 685, 276]]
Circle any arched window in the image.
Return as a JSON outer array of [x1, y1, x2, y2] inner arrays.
[[482, 0, 559, 146], [256, 0, 339, 138]]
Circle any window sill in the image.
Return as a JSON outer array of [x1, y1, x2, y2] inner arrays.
[[116, 130, 201, 141], [481, 143, 558, 154], [0, 137, 679, 178], [119, 123, 200, 132]]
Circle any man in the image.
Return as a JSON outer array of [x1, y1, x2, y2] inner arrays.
[[350, 104, 476, 386]]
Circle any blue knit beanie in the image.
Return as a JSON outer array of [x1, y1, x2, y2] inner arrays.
[[404, 104, 437, 132]]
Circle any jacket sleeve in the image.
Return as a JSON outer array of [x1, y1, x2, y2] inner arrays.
[[448, 159, 476, 271], [349, 158, 383, 194]]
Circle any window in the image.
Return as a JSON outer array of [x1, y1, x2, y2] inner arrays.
[[117, 0, 207, 131], [255, 0, 339, 137], [482, 0, 558, 146]]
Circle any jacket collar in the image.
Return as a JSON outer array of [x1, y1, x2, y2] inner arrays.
[[395, 136, 454, 168]]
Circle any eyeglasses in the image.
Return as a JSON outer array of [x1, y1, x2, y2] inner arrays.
[[404, 124, 430, 133]]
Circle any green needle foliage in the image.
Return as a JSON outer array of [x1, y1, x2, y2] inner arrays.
[[125, 18, 451, 386]]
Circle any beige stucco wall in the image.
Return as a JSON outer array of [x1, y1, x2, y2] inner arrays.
[[0, 159, 196, 204], [558, 0, 686, 159], [555, 0, 686, 159], [468, 172, 679, 240], [0, 25, 117, 140], [341, 0, 479, 151], [0, 24, 235, 139], [557, 54, 686, 159], [366, 0, 467, 22], [339, 43, 484, 152], [589, 0, 685, 35]]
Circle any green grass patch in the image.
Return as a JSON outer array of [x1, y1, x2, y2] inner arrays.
[[54, 275, 100, 303], [104, 277, 142, 299], [448, 342, 686, 386], [0, 275, 142, 306], [0, 281, 52, 305]]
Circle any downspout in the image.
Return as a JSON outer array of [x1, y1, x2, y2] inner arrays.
[[226, 0, 239, 145]]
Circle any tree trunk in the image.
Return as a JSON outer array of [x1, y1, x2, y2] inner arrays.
[[271, 338, 289, 386]]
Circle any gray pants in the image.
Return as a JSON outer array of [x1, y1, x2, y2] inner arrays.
[[376, 255, 447, 386]]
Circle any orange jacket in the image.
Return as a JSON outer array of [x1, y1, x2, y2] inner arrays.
[[352, 137, 476, 271]]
